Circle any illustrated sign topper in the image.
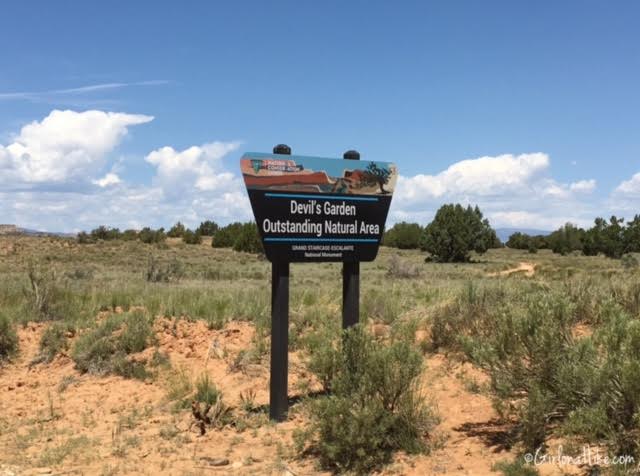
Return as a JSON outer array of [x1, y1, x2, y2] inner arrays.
[[241, 152, 397, 262]]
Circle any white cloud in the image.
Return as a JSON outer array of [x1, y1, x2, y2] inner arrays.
[[0, 109, 621, 233], [614, 172, 640, 196], [396, 153, 549, 202], [390, 153, 600, 229], [0, 80, 170, 101], [0, 109, 152, 185], [0, 110, 250, 232], [92, 172, 122, 187], [145, 142, 241, 196], [569, 179, 596, 193]]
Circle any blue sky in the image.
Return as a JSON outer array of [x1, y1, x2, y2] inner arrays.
[[0, 1, 638, 232]]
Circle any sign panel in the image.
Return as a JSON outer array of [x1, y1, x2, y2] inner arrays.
[[241, 152, 397, 262]]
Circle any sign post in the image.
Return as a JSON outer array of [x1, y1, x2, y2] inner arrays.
[[269, 144, 292, 422], [342, 150, 361, 329], [241, 146, 397, 421]]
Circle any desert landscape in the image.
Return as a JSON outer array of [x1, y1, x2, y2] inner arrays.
[[1, 234, 638, 475]]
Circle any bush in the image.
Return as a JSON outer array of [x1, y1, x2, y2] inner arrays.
[[145, 256, 185, 283], [37, 322, 72, 363], [422, 204, 497, 262], [211, 222, 243, 248], [621, 253, 639, 269], [461, 290, 640, 457], [386, 254, 422, 278], [383, 222, 423, 249], [182, 229, 202, 245], [72, 311, 155, 379], [138, 227, 166, 244], [429, 281, 507, 351], [232, 223, 263, 254], [462, 293, 592, 451], [194, 374, 222, 406], [211, 222, 263, 253], [0, 313, 18, 361], [167, 222, 186, 238], [300, 325, 438, 474], [547, 223, 584, 255], [76, 231, 94, 244], [197, 220, 219, 236], [25, 263, 84, 323], [506, 233, 548, 250], [121, 229, 139, 241], [89, 225, 121, 241], [493, 459, 539, 476]]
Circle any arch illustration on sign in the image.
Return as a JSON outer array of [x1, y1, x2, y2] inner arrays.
[[241, 152, 398, 263]]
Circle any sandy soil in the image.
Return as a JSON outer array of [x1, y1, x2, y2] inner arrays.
[[0, 316, 582, 475], [488, 262, 536, 278]]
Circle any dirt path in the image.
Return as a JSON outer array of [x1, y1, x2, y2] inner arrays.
[[488, 262, 536, 277]]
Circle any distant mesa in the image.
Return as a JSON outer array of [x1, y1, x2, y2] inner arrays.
[[0, 224, 18, 235], [0, 224, 75, 238]]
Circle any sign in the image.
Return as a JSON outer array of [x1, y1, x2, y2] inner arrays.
[[241, 152, 397, 262]]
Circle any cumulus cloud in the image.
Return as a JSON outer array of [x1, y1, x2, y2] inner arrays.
[[570, 179, 597, 193], [614, 172, 640, 197], [396, 153, 549, 202], [145, 142, 241, 196], [0, 109, 619, 232], [0, 110, 251, 232], [608, 172, 640, 215], [0, 109, 152, 186], [92, 172, 122, 188], [390, 153, 599, 229]]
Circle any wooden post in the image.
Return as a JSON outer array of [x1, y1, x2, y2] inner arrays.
[[269, 144, 291, 422], [342, 150, 361, 329], [270, 260, 289, 421]]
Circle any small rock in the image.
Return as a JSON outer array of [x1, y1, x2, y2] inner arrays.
[[199, 457, 229, 467], [33, 468, 53, 475], [232, 461, 243, 469]]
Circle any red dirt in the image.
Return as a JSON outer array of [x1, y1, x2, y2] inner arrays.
[[0, 318, 582, 475]]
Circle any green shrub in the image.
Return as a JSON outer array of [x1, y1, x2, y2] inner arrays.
[[386, 254, 422, 279], [548, 223, 585, 255], [167, 222, 186, 238], [422, 204, 497, 262], [71, 311, 155, 379], [462, 290, 640, 457], [0, 313, 18, 360], [194, 374, 221, 406], [197, 220, 219, 236], [24, 263, 85, 323], [430, 281, 508, 351], [621, 253, 639, 269], [462, 293, 593, 451], [211, 222, 263, 253], [90, 225, 122, 241], [138, 227, 166, 244], [145, 256, 185, 283], [37, 322, 72, 363], [76, 231, 94, 244], [383, 222, 423, 249], [181, 229, 202, 245], [493, 459, 539, 476], [232, 223, 262, 254], [301, 325, 438, 474], [211, 222, 243, 248]]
